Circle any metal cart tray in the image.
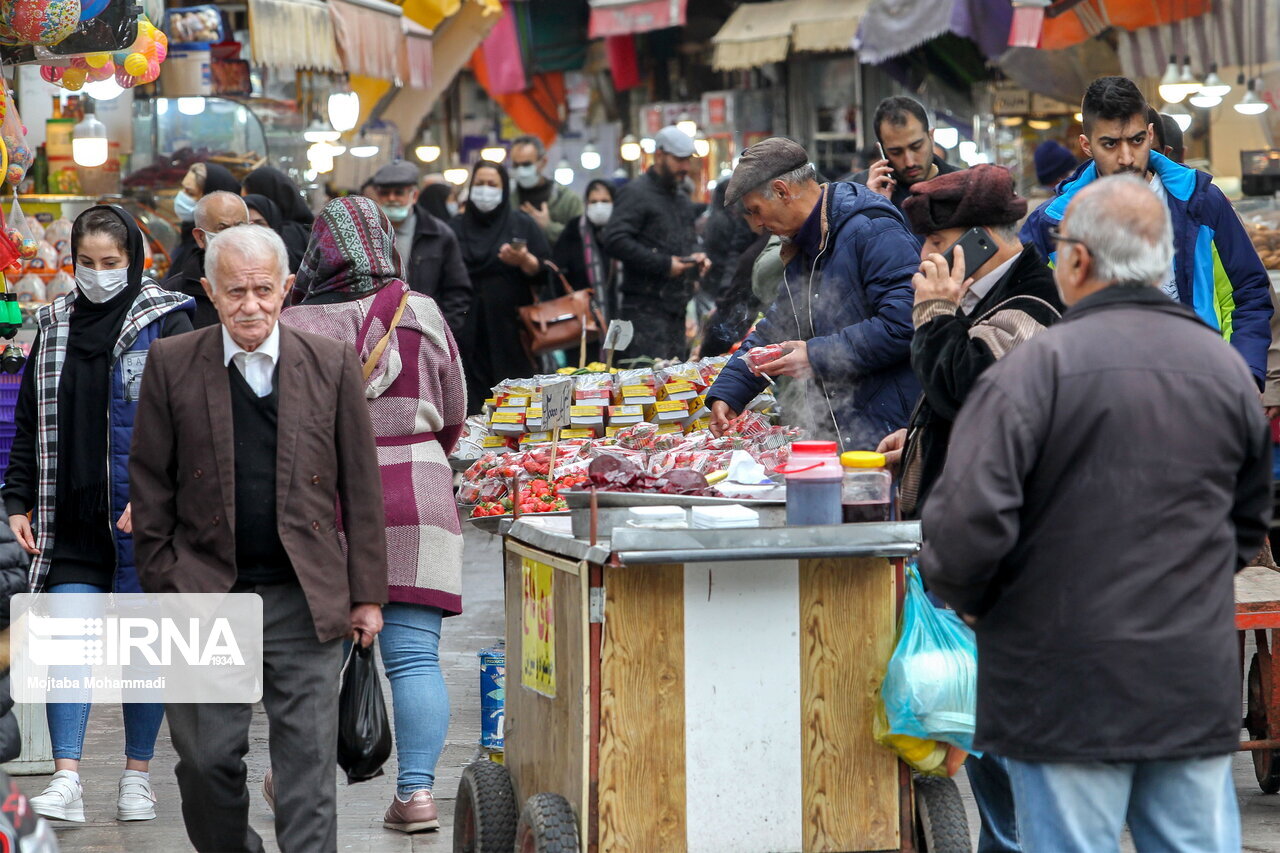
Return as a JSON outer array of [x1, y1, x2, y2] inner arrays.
[[467, 510, 571, 535], [561, 488, 785, 508]]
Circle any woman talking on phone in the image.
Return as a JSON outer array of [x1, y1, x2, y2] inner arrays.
[[448, 160, 550, 413]]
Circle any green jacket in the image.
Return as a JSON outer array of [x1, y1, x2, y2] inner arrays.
[[511, 181, 583, 243]]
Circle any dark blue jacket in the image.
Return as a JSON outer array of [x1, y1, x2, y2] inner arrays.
[[1021, 152, 1272, 386], [706, 181, 921, 449]]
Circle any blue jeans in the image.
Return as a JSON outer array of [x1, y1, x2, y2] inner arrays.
[[966, 752, 1020, 852], [1006, 755, 1238, 853], [45, 582, 165, 762], [378, 604, 449, 797]]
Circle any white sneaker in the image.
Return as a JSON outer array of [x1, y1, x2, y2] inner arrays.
[[29, 770, 85, 822], [116, 771, 157, 821]]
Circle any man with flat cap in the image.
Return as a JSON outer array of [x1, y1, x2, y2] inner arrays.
[[878, 164, 1063, 853], [604, 125, 709, 360], [368, 160, 472, 339], [706, 136, 921, 449]]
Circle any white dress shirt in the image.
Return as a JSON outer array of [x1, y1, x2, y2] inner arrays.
[[960, 252, 1020, 315], [222, 322, 280, 397]]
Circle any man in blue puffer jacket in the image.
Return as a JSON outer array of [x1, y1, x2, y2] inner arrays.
[[707, 137, 921, 449], [1022, 76, 1272, 387]]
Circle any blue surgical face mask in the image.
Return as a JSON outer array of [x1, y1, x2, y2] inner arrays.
[[174, 190, 197, 222], [469, 185, 503, 213], [586, 201, 613, 227], [446, 201, 459, 217], [381, 204, 411, 223], [76, 266, 130, 303], [513, 164, 540, 189]]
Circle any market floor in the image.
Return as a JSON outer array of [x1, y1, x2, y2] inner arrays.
[[11, 521, 1280, 852]]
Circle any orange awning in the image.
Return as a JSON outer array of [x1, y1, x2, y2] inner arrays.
[[1039, 0, 1210, 52]]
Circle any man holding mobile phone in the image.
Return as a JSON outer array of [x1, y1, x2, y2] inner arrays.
[[877, 163, 1063, 853], [852, 97, 960, 213]]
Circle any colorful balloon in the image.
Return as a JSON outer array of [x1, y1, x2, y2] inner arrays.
[[84, 52, 109, 69], [10, 0, 80, 47], [60, 67, 85, 90], [87, 63, 113, 82], [38, 65, 62, 84], [123, 52, 147, 77]]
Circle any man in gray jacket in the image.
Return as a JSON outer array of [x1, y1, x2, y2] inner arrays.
[[920, 174, 1272, 852]]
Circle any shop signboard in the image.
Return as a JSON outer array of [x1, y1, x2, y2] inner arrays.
[[521, 556, 556, 698], [702, 91, 735, 132]]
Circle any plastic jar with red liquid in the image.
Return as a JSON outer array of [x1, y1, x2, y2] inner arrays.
[[840, 451, 892, 522]]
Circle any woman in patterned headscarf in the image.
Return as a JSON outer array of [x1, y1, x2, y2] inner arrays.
[[279, 196, 465, 834]]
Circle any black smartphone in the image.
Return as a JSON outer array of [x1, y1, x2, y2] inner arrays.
[[511, 237, 528, 250], [941, 227, 998, 272]]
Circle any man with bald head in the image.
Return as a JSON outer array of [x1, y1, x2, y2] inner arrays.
[[162, 190, 249, 328], [920, 175, 1271, 852]]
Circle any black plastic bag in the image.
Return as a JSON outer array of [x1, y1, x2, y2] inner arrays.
[[336, 641, 391, 784]]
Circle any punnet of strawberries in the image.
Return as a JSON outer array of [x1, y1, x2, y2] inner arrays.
[[469, 475, 582, 518]]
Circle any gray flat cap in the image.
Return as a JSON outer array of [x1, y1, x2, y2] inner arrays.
[[654, 125, 696, 158], [371, 160, 421, 187], [723, 137, 811, 207]]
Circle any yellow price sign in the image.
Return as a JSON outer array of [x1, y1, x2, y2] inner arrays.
[[521, 557, 556, 698]]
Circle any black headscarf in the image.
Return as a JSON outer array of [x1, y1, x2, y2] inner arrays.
[[202, 163, 242, 195], [58, 205, 147, 559], [419, 183, 454, 222], [454, 161, 517, 274], [242, 166, 315, 225], [243, 193, 283, 232]]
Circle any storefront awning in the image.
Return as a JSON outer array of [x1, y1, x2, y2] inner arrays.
[[381, 0, 499, 139], [403, 18, 433, 92], [790, 0, 869, 53], [330, 0, 409, 82], [1116, 0, 1277, 81], [712, 1, 795, 71], [247, 0, 343, 73], [587, 0, 687, 39]]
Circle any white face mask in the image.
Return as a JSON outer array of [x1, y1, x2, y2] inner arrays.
[[446, 201, 459, 217], [174, 190, 197, 222], [513, 164, 540, 189], [586, 201, 613, 227], [76, 266, 130, 303], [470, 185, 503, 213]]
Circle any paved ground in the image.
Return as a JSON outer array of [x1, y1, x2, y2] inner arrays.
[[10, 521, 1280, 852]]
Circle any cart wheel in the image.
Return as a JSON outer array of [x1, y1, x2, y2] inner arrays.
[[1247, 653, 1280, 794], [453, 759, 518, 853], [516, 792, 580, 853], [914, 775, 971, 853]]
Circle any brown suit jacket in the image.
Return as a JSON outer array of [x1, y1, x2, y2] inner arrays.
[[129, 323, 388, 642]]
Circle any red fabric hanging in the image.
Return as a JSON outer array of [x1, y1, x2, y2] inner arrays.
[[606, 34, 640, 91]]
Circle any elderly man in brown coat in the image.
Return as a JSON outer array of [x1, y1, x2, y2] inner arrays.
[[130, 224, 388, 853]]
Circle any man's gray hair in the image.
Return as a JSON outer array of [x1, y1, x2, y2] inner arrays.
[[205, 224, 289, 292], [751, 163, 818, 200], [1065, 174, 1174, 287], [511, 135, 545, 159], [194, 191, 248, 231]]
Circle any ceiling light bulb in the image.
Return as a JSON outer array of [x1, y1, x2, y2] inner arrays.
[[84, 77, 123, 101], [350, 143, 379, 158], [1170, 111, 1192, 131], [676, 114, 697, 137], [303, 121, 340, 143], [443, 167, 469, 185], [415, 144, 441, 163], [1027, 119, 1053, 130], [327, 91, 360, 133], [619, 134, 641, 162], [1188, 92, 1221, 109], [1199, 65, 1231, 98], [1235, 80, 1269, 116], [933, 127, 959, 149], [72, 114, 109, 167], [580, 143, 601, 171], [480, 144, 507, 163], [640, 137, 656, 154], [554, 158, 575, 186], [1073, 112, 1083, 123], [1159, 55, 1187, 104], [693, 135, 710, 158]]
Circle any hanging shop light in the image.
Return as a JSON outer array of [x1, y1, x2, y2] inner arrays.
[[693, 134, 710, 158], [1027, 119, 1053, 131], [480, 136, 507, 163], [177, 97, 206, 116], [303, 120, 340, 143], [1163, 103, 1192, 131], [1175, 57, 1201, 99], [639, 137, 656, 154], [676, 113, 697, 137], [72, 108, 109, 167], [304, 169, 318, 182], [1158, 55, 1187, 103], [84, 77, 123, 101], [307, 141, 335, 174], [933, 126, 959, 149], [415, 131, 442, 163], [580, 142, 601, 171], [1235, 78, 1269, 116], [619, 134, 641, 161], [1188, 91, 1222, 109], [350, 141, 379, 158], [1199, 64, 1231, 98], [327, 91, 360, 133], [443, 163, 470, 185], [554, 158, 575, 185]]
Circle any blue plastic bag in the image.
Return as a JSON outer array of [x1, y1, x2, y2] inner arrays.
[[881, 563, 979, 754]]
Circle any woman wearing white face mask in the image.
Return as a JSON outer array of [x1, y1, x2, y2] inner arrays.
[[447, 160, 551, 414], [2, 206, 194, 824], [552, 179, 621, 324], [168, 162, 242, 286]]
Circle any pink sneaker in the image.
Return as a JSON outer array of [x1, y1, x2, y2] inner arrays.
[[383, 789, 439, 833]]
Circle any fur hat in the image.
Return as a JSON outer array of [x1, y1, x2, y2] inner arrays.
[[902, 164, 1027, 236]]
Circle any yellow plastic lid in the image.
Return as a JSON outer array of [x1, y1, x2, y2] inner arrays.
[[841, 451, 886, 468]]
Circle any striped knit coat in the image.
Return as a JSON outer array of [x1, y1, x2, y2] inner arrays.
[[281, 282, 467, 614]]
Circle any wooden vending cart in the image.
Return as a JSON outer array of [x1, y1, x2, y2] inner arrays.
[[453, 515, 971, 853]]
